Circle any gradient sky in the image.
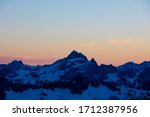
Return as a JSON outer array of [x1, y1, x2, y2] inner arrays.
[[0, 0, 150, 65]]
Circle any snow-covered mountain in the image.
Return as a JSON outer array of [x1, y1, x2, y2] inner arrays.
[[0, 50, 150, 100], [118, 61, 150, 72]]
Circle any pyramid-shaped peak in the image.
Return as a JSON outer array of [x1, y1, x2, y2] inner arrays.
[[67, 50, 88, 60], [90, 58, 98, 65], [70, 50, 79, 55]]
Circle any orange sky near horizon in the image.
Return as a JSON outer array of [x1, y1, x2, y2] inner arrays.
[[0, 0, 150, 65]]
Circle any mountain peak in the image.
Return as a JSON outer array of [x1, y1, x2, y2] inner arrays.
[[67, 50, 88, 60], [125, 61, 138, 66], [10, 60, 24, 65], [90, 58, 98, 65], [8, 60, 25, 69], [118, 61, 139, 71], [140, 61, 150, 69], [140, 61, 150, 65], [120, 61, 138, 66]]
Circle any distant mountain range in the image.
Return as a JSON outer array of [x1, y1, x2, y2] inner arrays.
[[0, 50, 150, 100]]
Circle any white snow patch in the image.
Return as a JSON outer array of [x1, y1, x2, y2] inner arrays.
[[5, 85, 118, 100], [106, 73, 119, 82]]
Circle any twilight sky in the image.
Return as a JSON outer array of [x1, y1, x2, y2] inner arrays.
[[0, 0, 150, 65]]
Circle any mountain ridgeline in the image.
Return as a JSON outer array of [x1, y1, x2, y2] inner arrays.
[[0, 50, 150, 100]]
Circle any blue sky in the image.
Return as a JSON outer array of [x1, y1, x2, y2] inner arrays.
[[0, 0, 150, 65]]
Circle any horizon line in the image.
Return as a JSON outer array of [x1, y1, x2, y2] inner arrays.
[[0, 56, 149, 66]]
